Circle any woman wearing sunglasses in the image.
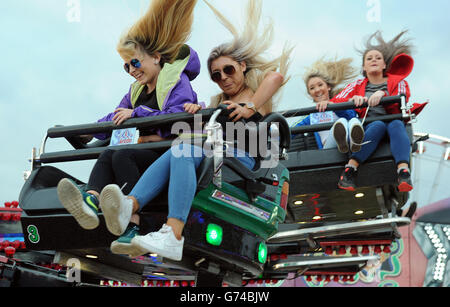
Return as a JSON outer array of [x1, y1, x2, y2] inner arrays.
[[57, 0, 201, 238], [97, 0, 292, 261], [291, 57, 364, 153]]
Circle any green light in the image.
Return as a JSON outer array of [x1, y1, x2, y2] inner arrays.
[[257, 242, 268, 264], [206, 224, 223, 246]]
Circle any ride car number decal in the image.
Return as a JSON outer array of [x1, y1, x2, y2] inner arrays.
[[27, 225, 40, 244]]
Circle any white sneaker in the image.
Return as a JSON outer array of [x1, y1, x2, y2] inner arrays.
[[131, 224, 184, 261], [99, 184, 133, 236], [349, 119, 365, 153], [331, 119, 349, 153]]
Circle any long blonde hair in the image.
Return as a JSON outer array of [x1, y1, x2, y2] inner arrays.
[[204, 0, 293, 114], [117, 0, 198, 65], [304, 57, 358, 99]]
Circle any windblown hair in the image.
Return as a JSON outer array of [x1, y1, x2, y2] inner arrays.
[[360, 30, 413, 77], [204, 0, 293, 113], [117, 0, 197, 65], [304, 57, 358, 99]]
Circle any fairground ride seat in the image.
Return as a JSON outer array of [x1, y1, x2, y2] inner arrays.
[[17, 106, 291, 286], [257, 95, 417, 282], [282, 95, 414, 224]]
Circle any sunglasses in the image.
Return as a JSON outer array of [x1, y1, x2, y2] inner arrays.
[[211, 65, 236, 83], [124, 59, 142, 73]]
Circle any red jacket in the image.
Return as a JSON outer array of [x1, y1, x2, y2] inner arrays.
[[331, 53, 427, 118]]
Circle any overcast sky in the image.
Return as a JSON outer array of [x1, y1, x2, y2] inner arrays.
[[0, 0, 448, 208]]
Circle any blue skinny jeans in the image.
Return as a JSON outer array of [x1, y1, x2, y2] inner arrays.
[[129, 143, 255, 223], [350, 120, 411, 166]]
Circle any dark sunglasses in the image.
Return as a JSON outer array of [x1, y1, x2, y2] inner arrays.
[[211, 65, 236, 82], [124, 59, 142, 73]]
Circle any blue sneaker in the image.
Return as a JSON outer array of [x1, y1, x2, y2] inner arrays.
[[57, 178, 100, 230], [110, 224, 146, 258]]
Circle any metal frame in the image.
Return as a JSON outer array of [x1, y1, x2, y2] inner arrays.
[[267, 217, 411, 244], [270, 255, 379, 272]]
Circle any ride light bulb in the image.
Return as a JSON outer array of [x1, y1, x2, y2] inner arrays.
[[206, 224, 223, 246]]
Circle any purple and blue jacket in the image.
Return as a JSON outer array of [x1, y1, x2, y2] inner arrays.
[[95, 45, 201, 140]]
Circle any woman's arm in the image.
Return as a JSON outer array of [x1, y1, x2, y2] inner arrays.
[[251, 71, 284, 111], [184, 103, 203, 114], [93, 90, 134, 140], [228, 71, 284, 121]]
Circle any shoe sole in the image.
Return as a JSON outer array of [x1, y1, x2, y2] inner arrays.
[[398, 182, 413, 193], [131, 236, 183, 261], [333, 122, 349, 153], [57, 178, 99, 230], [100, 185, 133, 236], [350, 124, 365, 153], [110, 241, 147, 258], [338, 184, 356, 192]]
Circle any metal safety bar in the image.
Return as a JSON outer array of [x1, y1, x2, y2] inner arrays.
[[280, 95, 406, 118], [46, 109, 216, 139], [34, 95, 410, 165], [287, 95, 411, 134]]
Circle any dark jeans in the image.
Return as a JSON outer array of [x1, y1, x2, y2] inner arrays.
[[87, 149, 160, 194], [351, 120, 411, 166]]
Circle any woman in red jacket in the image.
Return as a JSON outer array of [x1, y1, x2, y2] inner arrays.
[[332, 30, 425, 192]]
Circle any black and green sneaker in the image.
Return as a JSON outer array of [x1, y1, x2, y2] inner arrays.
[[110, 224, 146, 258], [57, 178, 100, 230]]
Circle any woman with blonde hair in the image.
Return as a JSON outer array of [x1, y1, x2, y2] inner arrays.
[[186, 0, 292, 118], [57, 0, 201, 254], [99, 0, 293, 261], [292, 57, 364, 153]]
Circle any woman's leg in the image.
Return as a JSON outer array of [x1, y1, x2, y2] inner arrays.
[[111, 149, 160, 194], [100, 144, 203, 236], [386, 120, 413, 192], [323, 130, 338, 149], [104, 149, 166, 256], [56, 149, 119, 230], [338, 121, 387, 190], [350, 121, 387, 165], [100, 148, 173, 236], [386, 120, 411, 167], [166, 144, 206, 239], [86, 149, 116, 197], [127, 149, 173, 210], [119, 144, 204, 261], [131, 144, 255, 260], [110, 148, 160, 225]]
